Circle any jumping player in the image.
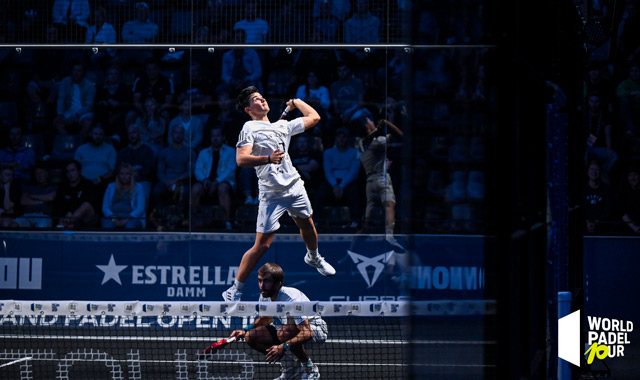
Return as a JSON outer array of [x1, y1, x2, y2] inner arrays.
[[222, 86, 335, 302]]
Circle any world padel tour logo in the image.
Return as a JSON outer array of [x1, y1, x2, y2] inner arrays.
[[558, 310, 634, 366]]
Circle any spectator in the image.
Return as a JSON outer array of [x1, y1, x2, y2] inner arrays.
[[296, 70, 332, 115], [53, 60, 96, 138], [53, 159, 98, 229], [94, 66, 135, 144], [151, 124, 197, 212], [330, 60, 371, 128], [85, 7, 116, 44], [11, 163, 57, 228], [620, 164, 640, 233], [585, 91, 618, 183], [135, 96, 167, 154], [233, 1, 269, 44], [121, 2, 159, 43], [177, 61, 216, 117], [313, 0, 351, 22], [0, 126, 35, 184], [0, 166, 22, 227], [132, 58, 175, 122], [616, 1, 640, 66], [221, 29, 264, 94], [355, 117, 403, 239], [616, 62, 640, 137], [74, 124, 117, 197], [584, 160, 615, 234], [192, 128, 237, 230], [205, 85, 247, 147], [116, 123, 156, 208], [101, 163, 146, 229], [270, 3, 303, 43], [52, 0, 90, 43], [584, 62, 615, 114], [168, 98, 204, 151], [343, 0, 380, 44], [290, 134, 322, 201], [313, 0, 342, 43], [313, 127, 362, 227]]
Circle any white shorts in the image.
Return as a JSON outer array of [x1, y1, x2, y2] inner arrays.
[[257, 179, 313, 233]]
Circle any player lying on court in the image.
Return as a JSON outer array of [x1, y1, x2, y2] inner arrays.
[[229, 263, 326, 379], [223, 86, 335, 302]]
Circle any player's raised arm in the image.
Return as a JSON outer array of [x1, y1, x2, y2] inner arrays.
[[236, 144, 284, 167], [287, 98, 320, 130]]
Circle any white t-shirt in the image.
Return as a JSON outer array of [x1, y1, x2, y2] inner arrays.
[[259, 286, 322, 327], [237, 117, 305, 192]]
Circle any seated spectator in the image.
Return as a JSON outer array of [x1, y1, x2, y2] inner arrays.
[[52, 0, 90, 43], [313, 0, 351, 22], [168, 98, 204, 151], [343, 0, 380, 44], [101, 163, 146, 229], [584, 160, 615, 234], [177, 61, 216, 116], [94, 66, 136, 144], [205, 85, 246, 147], [295, 70, 332, 143], [150, 124, 197, 212], [0, 126, 35, 184], [85, 7, 116, 44], [135, 96, 167, 154], [313, 0, 342, 43], [121, 2, 159, 43], [616, 62, 640, 137], [330, 60, 372, 128], [74, 124, 117, 196], [11, 163, 57, 228], [313, 127, 362, 227], [584, 91, 618, 183], [233, 1, 269, 44], [0, 165, 22, 227], [270, 3, 303, 43], [221, 29, 264, 94], [53, 60, 96, 139], [53, 159, 98, 229], [621, 164, 640, 234], [132, 58, 175, 122], [191, 128, 237, 230], [117, 124, 156, 207], [290, 134, 322, 201]]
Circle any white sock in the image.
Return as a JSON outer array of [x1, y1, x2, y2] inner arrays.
[[234, 280, 245, 290], [307, 248, 318, 258]]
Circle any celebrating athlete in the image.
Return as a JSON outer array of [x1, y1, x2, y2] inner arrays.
[[222, 86, 335, 302], [229, 263, 326, 379]]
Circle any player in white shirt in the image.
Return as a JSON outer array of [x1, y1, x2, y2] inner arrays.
[[223, 86, 335, 302], [229, 263, 326, 379]]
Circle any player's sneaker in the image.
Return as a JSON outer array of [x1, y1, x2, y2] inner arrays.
[[300, 363, 320, 379], [273, 362, 302, 380], [304, 253, 336, 276], [222, 285, 242, 301]]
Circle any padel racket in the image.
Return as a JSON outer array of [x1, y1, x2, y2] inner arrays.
[[280, 105, 290, 119], [199, 336, 237, 356]]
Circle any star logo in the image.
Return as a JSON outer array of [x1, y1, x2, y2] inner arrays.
[[96, 255, 127, 285], [347, 250, 395, 288]]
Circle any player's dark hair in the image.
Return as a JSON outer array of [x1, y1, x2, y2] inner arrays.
[[236, 86, 260, 112], [258, 263, 284, 285]]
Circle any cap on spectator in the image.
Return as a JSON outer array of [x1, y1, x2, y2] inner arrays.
[[336, 127, 350, 136]]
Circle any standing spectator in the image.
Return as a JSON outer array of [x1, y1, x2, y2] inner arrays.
[[52, 0, 90, 42], [356, 117, 403, 239], [53, 160, 98, 229], [121, 2, 159, 43], [94, 66, 135, 144], [616, 62, 640, 137], [132, 58, 175, 122], [101, 163, 146, 229], [135, 96, 167, 154], [584, 160, 615, 234], [168, 98, 204, 151], [0, 166, 22, 227], [620, 165, 640, 233], [85, 7, 116, 44], [54, 60, 96, 138], [330, 61, 371, 128], [191, 128, 237, 230], [343, 0, 380, 44], [151, 124, 197, 212], [74, 124, 117, 197], [313, 127, 362, 227], [233, 1, 269, 44], [0, 126, 35, 184], [117, 124, 156, 206], [584, 91, 618, 183], [221, 29, 264, 94], [11, 163, 57, 228]]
